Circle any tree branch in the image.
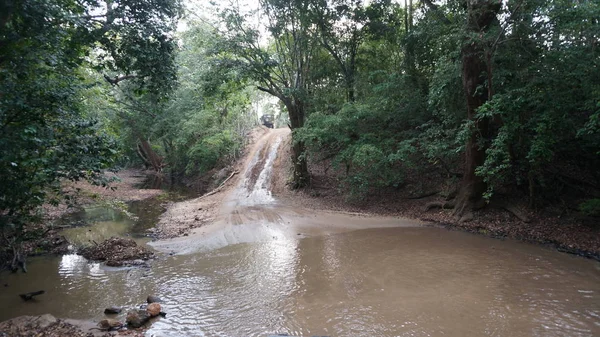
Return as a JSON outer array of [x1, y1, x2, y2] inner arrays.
[[103, 74, 137, 85]]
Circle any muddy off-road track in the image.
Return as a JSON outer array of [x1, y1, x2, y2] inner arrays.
[[151, 128, 421, 254]]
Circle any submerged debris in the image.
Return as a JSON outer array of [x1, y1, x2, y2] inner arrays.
[[19, 290, 45, 301], [79, 237, 154, 267]]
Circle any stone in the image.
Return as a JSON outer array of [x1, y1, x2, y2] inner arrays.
[[126, 309, 150, 328], [146, 303, 161, 317], [35, 314, 58, 329], [146, 295, 162, 303], [104, 306, 122, 314], [97, 319, 122, 330]]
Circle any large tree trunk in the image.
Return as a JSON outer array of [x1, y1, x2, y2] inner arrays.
[[138, 138, 163, 172], [285, 98, 309, 188], [453, 0, 501, 220]]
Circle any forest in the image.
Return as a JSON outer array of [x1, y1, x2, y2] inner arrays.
[[1, 0, 599, 266]]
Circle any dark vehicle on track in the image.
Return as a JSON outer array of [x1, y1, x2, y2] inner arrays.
[[260, 114, 274, 128]]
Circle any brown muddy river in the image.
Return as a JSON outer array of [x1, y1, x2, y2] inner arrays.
[[1, 226, 599, 337]]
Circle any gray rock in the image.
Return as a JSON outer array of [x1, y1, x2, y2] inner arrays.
[[126, 309, 150, 328], [98, 318, 123, 330], [104, 306, 122, 314], [147, 295, 162, 303]]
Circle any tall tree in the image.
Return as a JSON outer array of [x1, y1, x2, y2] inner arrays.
[[217, 0, 318, 187], [452, 0, 501, 219], [0, 0, 181, 252]]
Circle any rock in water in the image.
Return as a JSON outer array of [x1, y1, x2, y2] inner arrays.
[[146, 303, 161, 317], [98, 319, 122, 330], [104, 306, 122, 314], [126, 309, 150, 328], [146, 295, 162, 303]]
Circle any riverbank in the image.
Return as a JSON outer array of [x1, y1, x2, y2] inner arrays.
[[0, 314, 146, 337], [153, 126, 271, 239], [270, 133, 600, 261], [43, 169, 165, 221], [6, 170, 165, 265]]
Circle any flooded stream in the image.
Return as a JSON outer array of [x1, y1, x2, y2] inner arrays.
[[1, 227, 599, 336], [1, 129, 599, 337]]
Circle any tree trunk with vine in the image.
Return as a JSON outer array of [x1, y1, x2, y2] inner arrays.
[[453, 0, 501, 221]]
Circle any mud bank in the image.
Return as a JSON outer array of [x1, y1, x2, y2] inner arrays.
[[44, 169, 165, 221]]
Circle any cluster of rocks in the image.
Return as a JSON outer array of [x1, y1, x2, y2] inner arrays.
[[100, 295, 165, 331], [79, 237, 154, 267]]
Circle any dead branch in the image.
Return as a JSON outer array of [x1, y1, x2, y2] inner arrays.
[[19, 290, 45, 301], [103, 74, 137, 86], [197, 170, 239, 200], [405, 190, 441, 200]]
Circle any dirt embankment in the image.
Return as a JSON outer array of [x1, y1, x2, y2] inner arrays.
[[153, 127, 272, 239], [269, 133, 600, 260], [152, 128, 599, 259]]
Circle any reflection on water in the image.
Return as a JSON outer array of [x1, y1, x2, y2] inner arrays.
[[1, 227, 599, 337], [59, 196, 175, 247]]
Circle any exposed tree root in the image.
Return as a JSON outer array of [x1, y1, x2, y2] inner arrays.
[[423, 200, 455, 212], [406, 190, 440, 200]]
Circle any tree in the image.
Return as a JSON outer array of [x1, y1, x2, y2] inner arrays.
[[452, 0, 502, 219], [217, 0, 318, 188], [0, 0, 181, 268]]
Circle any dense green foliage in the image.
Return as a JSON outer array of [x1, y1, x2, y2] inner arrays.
[[200, 0, 599, 207], [0, 0, 181, 231], [111, 23, 258, 178], [294, 0, 599, 206]]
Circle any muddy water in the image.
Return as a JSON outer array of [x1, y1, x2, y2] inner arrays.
[[1, 130, 600, 336], [0, 227, 599, 336], [58, 197, 171, 247]]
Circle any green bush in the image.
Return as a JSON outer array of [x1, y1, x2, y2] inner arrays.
[[579, 199, 600, 217]]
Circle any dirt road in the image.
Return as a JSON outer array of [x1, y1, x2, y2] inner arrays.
[[150, 128, 423, 254]]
